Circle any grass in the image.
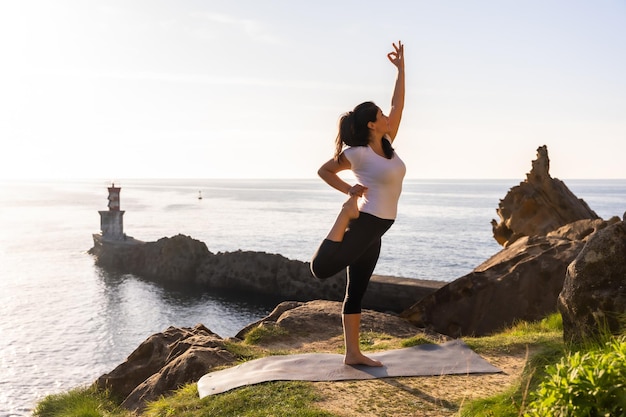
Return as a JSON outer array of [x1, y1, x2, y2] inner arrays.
[[144, 381, 335, 417], [457, 314, 565, 417], [33, 385, 130, 417], [36, 312, 624, 417], [401, 335, 438, 348], [462, 314, 564, 355], [243, 322, 290, 345]]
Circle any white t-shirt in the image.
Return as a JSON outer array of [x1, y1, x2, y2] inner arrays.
[[343, 145, 406, 220]]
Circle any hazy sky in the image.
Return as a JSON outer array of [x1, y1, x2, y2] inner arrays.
[[1, 1, 624, 179]]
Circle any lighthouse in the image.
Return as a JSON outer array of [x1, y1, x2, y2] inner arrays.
[[98, 183, 125, 240]]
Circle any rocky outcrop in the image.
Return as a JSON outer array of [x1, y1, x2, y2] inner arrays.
[[491, 145, 599, 247], [90, 235, 444, 313], [95, 301, 439, 411], [90, 234, 210, 283], [95, 324, 236, 411], [401, 219, 612, 337], [401, 145, 618, 338], [196, 252, 443, 312], [235, 300, 447, 346], [195, 249, 346, 301], [558, 217, 626, 343]]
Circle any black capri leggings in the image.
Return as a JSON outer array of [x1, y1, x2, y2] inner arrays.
[[310, 212, 394, 314]]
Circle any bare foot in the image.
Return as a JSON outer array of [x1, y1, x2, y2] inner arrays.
[[344, 352, 383, 367], [341, 195, 360, 220]]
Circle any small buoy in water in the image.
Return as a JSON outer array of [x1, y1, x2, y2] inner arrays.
[[198, 191, 203, 200]]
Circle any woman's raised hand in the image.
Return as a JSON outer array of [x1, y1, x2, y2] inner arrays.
[[387, 41, 404, 71]]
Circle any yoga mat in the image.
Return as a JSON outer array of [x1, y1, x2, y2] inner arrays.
[[198, 340, 501, 397]]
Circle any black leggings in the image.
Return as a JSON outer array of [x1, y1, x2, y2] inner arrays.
[[310, 212, 394, 314]]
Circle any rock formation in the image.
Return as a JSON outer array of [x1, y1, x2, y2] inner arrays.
[[235, 299, 447, 346], [90, 234, 210, 283], [401, 219, 613, 337], [558, 217, 626, 343], [401, 144, 615, 338], [491, 145, 599, 247], [95, 324, 236, 411], [90, 235, 444, 313]]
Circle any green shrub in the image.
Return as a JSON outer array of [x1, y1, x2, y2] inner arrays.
[[524, 336, 626, 416]]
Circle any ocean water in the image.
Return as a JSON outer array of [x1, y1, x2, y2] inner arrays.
[[0, 178, 624, 416]]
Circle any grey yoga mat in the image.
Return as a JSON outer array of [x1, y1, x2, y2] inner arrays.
[[197, 339, 501, 397]]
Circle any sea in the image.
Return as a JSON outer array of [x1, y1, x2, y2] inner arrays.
[[1, 178, 624, 416]]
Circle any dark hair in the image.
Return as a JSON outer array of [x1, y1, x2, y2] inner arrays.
[[334, 101, 394, 161]]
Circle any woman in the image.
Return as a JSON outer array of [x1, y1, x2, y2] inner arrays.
[[310, 41, 405, 367]]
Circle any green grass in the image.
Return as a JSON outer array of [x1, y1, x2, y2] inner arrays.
[[222, 339, 263, 362], [243, 323, 289, 345], [33, 385, 131, 417], [401, 335, 437, 348], [358, 331, 395, 351], [144, 381, 336, 417], [458, 314, 566, 417], [463, 314, 564, 355]]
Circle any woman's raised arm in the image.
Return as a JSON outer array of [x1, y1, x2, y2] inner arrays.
[[386, 41, 405, 142]]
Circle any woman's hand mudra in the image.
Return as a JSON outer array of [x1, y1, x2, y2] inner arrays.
[[387, 40, 404, 70]]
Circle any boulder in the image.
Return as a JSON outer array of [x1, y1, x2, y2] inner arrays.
[[95, 324, 235, 411], [235, 300, 443, 348], [121, 345, 234, 410], [491, 145, 599, 247], [558, 218, 626, 343], [401, 219, 613, 338]]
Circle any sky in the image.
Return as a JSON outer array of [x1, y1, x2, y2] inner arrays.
[[0, 0, 624, 180]]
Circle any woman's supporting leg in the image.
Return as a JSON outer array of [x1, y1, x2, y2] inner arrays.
[[343, 313, 383, 367], [342, 238, 383, 366]]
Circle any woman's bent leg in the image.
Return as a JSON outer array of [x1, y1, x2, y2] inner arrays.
[[325, 194, 360, 242], [311, 212, 391, 280]]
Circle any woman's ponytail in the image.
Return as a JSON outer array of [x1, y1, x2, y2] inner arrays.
[[334, 111, 355, 161]]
